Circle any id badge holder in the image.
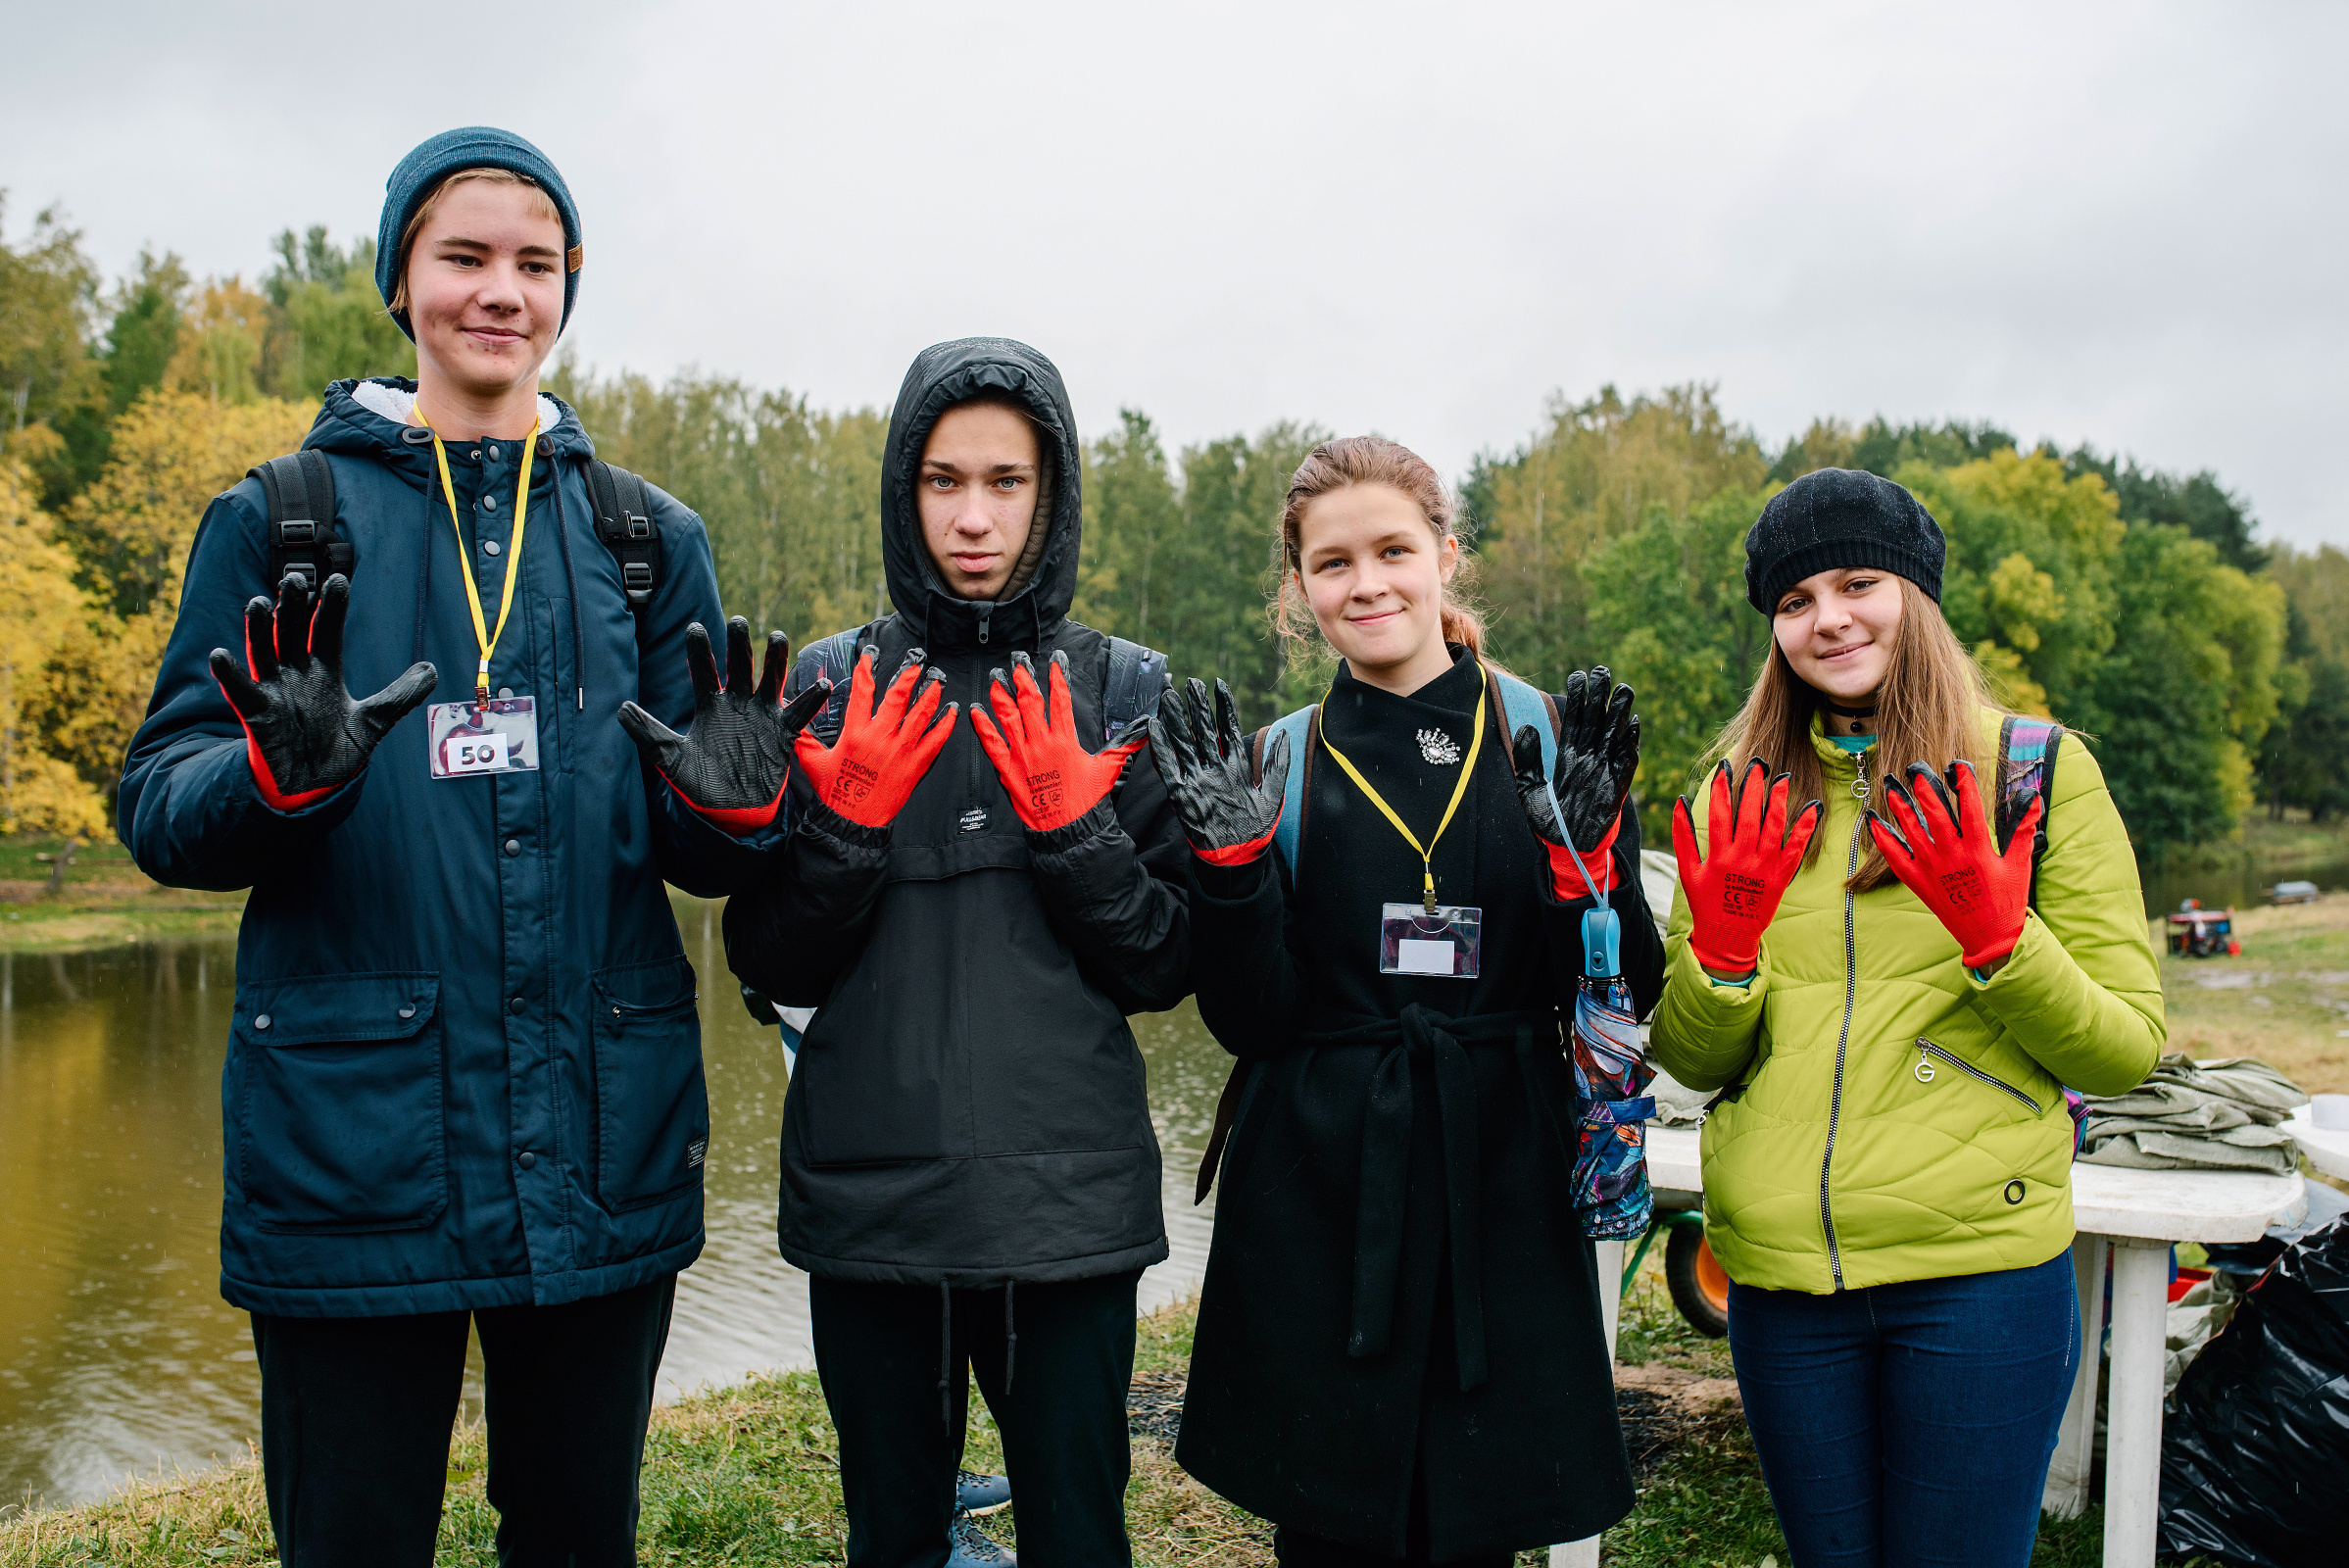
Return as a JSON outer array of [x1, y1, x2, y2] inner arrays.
[[1380, 903, 1482, 978], [428, 697, 542, 779]]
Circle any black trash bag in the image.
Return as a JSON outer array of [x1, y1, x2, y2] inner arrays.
[[2158, 1213, 2349, 1568]]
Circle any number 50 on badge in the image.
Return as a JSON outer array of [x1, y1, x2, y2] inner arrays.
[[427, 697, 542, 779]]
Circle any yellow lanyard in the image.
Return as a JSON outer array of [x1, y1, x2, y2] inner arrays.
[[1316, 665, 1487, 911], [416, 405, 536, 705]]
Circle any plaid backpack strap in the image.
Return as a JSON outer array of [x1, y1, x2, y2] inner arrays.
[[2000, 714, 2088, 1152], [1994, 714, 2064, 909]]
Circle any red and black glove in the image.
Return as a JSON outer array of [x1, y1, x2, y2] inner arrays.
[[617, 618, 828, 833], [971, 650, 1147, 833], [1511, 665, 1639, 901], [209, 572, 437, 811], [1868, 760, 2040, 968], [1148, 674, 1290, 865], [791, 644, 956, 828], [1671, 759, 1823, 975]]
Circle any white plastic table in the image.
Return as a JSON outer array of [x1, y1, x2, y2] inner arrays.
[[2282, 1102, 2349, 1181], [1553, 1128, 2306, 1568]]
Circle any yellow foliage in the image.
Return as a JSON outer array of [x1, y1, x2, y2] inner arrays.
[[19, 391, 313, 820], [63, 387, 314, 619], [0, 457, 108, 837], [166, 277, 273, 405], [1984, 551, 2060, 655], [1973, 640, 2051, 717]]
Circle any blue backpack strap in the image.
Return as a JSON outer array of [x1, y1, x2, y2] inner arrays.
[[1101, 636, 1168, 744], [1255, 706, 1317, 880], [1490, 668, 1559, 782]]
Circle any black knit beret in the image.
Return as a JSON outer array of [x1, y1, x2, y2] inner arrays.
[[1744, 467, 1945, 613]]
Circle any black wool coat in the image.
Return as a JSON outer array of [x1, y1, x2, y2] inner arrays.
[[1175, 648, 1664, 1557]]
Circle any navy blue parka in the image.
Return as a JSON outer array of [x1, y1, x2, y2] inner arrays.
[[120, 376, 771, 1317]]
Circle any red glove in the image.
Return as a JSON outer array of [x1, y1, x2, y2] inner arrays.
[[1671, 760, 1823, 974], [791, 646, 956, 828], [1542, 812, 1621, 902], [1868, 760, 2040, 968], [970, 650, 1146, 832]]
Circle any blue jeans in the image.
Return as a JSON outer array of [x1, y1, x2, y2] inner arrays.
[[1727, 1253, 2079, 1568]]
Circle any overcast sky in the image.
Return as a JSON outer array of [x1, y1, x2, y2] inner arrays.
[[9, 2, 2344, 548]]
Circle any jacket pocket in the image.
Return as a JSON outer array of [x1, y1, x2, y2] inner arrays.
[[1915, 1038, 2042, 1113], [234, 972, 445, 1234], [591, 956, 709, 1212]]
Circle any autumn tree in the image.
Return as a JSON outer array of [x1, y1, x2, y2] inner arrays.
[[1470, 384, 1768, 684], [0, 455, 106, 837]]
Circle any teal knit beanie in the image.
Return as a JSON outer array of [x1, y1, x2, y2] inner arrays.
[[376, 126, 581, 341]]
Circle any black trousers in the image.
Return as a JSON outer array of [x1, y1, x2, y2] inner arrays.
[[809, 1269, 1140, 1568], [250, 1274, 676, 1568]]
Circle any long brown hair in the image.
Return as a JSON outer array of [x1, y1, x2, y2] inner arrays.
[[1705, 576, 2003, 891], [1273, 436, 1493, 669]]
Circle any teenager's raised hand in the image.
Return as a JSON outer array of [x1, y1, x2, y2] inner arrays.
[[971, 650, 1147, 833], [618, 617, 828, 832], [791, 644, 956, 828], [1867, 760, 2038, 968], [1148, 676, 1289, 866], [208, 572, 436, 811], [1513, 665, 1640, 901], [1672, 759, 1823, 975]]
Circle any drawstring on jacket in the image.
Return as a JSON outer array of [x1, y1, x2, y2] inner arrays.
[[938, 1280, 954, 1425], [410, 482, 435, 667], [548, 445, 587, 712], [935, 1280, 1017, 1425]]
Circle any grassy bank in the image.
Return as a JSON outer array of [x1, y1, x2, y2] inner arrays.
[[0, 837, 243, 955], [2157, 892, 2349, 1095], [2, 1262, 2161, 1568]]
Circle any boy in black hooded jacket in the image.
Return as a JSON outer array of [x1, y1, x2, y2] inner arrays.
[[721, 338, 1189, 1567]]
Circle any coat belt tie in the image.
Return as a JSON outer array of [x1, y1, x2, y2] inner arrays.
[[1301, 1004, 1550, 1393]]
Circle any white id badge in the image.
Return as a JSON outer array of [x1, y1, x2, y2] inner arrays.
[[1380, 904, 1483, 979], [427, 697, 542, 778]]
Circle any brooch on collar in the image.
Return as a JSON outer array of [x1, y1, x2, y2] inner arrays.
[[1417, 728, 1462, 765]]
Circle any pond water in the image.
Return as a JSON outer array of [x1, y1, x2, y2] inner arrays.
[[2139, 856, 2349, 918], [0, 901, 1229, 1512]]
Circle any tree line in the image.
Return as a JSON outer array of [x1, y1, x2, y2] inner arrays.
[[6, 202, 2345, 865]]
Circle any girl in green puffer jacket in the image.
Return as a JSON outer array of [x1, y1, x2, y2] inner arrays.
[[1650, 467, 2162, 1568]]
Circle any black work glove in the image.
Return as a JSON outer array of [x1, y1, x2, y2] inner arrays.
[[1513, 665, 1639, 901], [617, 617, 829, 832], [208, 572, 437, 811], [1148, 675, 1291, 866]]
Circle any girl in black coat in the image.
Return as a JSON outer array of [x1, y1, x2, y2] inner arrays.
[[1150, 438, 1665, 1565]]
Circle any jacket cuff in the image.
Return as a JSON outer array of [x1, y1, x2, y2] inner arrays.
[[249, 759, 367, 825], [1669, 935, 1771, 1007], [1026, 797, 1121, 858], [1190, 850, 1272, 905], [798, 796, 892, 854]]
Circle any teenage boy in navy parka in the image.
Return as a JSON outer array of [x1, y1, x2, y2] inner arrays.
[[118, 128, 808, 1565], [720, 339, 1192, 1568]]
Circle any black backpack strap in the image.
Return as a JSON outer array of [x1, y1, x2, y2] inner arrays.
[[583, 460, 663, 618], [250, 451, 351, 592], [1101, 636, 1169, 743], [797, 620, 889, 742]]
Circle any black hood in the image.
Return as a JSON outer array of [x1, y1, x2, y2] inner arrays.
[[880, 338, 1082, 653]]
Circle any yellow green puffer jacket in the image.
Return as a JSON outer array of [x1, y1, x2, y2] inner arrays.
[[1651, 710, 2164, 1294]]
